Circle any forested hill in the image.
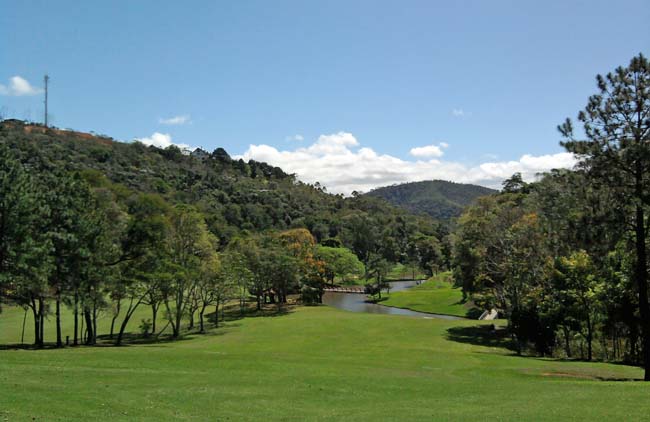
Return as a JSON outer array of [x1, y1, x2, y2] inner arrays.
[[366, 180, 496, 220], [0, 120, 442, 247]]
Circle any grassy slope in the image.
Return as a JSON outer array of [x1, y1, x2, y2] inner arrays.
[[382, 273, 471, 317], [1, 305, 649, 421], [342, 263, 427, 286]]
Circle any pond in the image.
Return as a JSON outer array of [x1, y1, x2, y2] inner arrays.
[[322, 280, 463, 320]]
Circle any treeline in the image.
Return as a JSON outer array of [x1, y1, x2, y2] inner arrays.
[[452, 54, 650, 378], [0, 123, 449, 347]]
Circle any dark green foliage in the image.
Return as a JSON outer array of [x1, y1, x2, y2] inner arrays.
[[559, 53, 650, 377], [0, 120, 441, 262], [366, 180, 496, 220], [452, 55, 650, 369]]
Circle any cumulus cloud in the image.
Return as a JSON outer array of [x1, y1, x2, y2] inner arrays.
[[0, 76, 43, 96], [159, 115, 191, 125], [410, 143, 448, 158], [135, 132, 195, 152], [285, 134, 304, 142], [238, 132, 577, 195]]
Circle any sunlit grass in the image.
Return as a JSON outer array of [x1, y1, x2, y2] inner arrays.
[[382, 272, 474, 317], [0, 304, 648, 421]]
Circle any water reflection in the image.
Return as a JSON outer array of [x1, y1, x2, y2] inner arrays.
[[322, 280, 463, 320]]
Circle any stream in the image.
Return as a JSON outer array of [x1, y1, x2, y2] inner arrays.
[[322, 280, 463, 320]]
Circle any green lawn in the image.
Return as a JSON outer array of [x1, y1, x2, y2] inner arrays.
[[1, 304, 649, 421], [382, 272, 474, 317], [385, 262, 427, 280], [340, 263, 427, 286]]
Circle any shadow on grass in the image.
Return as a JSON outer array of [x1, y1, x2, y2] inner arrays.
[[446, 324, 517, 351], [0, 303, 295, 351], [447, 325, 646, 382], [228, 305, 295, 319]]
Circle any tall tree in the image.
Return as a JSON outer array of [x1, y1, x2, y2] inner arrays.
[[0, 145, 51, 346], [559, 53, 650, 379], [114, 193, 170, 346], [43, 171, 105, 347], [164, 205, 216, 338]]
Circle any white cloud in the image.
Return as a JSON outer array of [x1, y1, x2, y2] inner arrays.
[[237, 132, 577, 195], [410, 142, 448, 158], [135, 132, 195, 153], [285, 134, 304, 142], [159, 115, 191, 125], [452, 108, 470, 117], [0, 76, 43, 96]]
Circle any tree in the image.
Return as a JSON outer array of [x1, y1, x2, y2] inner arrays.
[[559, 53, 650, 379], [365, 253, 391, 300], [278, 229, 325, 303], [230, 237, 267, 310], [114, 193, 170, 346], [164, 205, 217, 338], [43, 171, 111, 347], [0, 145, 51, 347], [220, 250, 254, 315], [550, 251, 604, 361], [316, 246, 364, 284], [341, 213, 378, 272], [415, 235, 443, 276]]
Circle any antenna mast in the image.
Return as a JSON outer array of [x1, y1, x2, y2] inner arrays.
[[44, 74, 49, 127]]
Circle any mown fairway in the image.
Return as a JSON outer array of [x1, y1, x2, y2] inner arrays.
[[1, 305, 649, 421], [382, 273, 471, 317]]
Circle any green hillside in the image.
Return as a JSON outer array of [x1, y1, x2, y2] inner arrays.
[[366, 180, 496, 220], [0, 120, 441, 247]]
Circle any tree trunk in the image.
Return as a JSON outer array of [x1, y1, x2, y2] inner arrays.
[[199, 304, 208, 333], [115, 317, 128, 346], [173, 302, 182, 338], [586, 315, 593, 361], [80, 310, 85, 344], [31, 299, 41, 347], [92, 303, 98, 345], [84, 309, 93, 345], [109, 298, 121, 339], [151, 303, 158, 335], [115, 299, 138, 346], [55, 293, 62, 347], [634, 201, 650, 380], [38, 298, 44, 347], [73, 293, 79, 346], [562, 326, 572, 358]]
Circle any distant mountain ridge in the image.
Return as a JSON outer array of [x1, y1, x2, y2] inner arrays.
[[366, 180, 496, 220]]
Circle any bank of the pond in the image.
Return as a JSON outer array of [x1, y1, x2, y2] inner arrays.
[[380, 273, 475, 318], [322, 279, 464, 320]]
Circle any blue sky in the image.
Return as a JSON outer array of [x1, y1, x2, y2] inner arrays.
[[2, 1, 648, 193]]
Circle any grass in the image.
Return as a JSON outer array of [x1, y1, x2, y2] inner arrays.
[[339, 263, 427, 286], [381, 272, 475, 317], [1, 303, 649, 421], [385, 262, 427, 281]]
